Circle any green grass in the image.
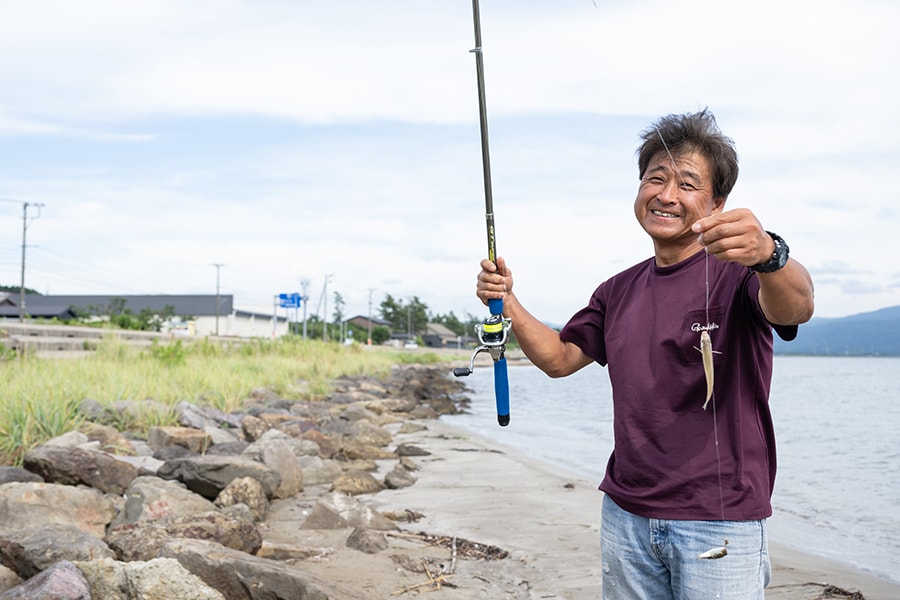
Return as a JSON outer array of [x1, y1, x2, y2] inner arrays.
[[0, 335, 454, 465]]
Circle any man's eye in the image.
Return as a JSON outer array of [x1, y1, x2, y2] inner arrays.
[[679, 182, 697, 190]]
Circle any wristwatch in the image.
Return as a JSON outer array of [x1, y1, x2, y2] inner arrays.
[[750, 231, 789, 273]]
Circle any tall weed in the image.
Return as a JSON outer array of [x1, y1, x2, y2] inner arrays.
[[0, 336, 439, 465]]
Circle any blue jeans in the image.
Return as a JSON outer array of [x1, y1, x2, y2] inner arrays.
[[601, 495, 771, 599]]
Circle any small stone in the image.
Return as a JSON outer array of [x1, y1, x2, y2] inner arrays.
[[346, 527, 388, 554]]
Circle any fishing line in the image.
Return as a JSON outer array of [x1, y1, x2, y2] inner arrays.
[[655, 129, 727, 522]]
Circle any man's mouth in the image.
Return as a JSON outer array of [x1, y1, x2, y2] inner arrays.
[[651, 209, 680, 219]]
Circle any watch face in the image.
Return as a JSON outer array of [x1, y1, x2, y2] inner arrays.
[[752, 232, 789, 273], [776, 240, 789, 268]]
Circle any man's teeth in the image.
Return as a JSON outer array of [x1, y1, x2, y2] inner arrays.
[[652, 209, 679, 218]]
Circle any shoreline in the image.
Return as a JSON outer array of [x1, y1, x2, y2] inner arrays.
[[366, 414, 900, 599]]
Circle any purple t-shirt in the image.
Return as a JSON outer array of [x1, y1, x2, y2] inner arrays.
[[559, 250, 797, 521]]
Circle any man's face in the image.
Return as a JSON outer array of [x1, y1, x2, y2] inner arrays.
[[634, 149, 724, 258]]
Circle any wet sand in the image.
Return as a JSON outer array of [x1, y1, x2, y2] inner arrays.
[[361, 417, 900, 599]]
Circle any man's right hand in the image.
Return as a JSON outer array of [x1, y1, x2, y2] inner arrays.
[[476, 256, 513, 307]]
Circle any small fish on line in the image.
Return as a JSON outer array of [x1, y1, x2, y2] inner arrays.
[[698, 538, 729, 560], [694, 330, 721, 410], [698, 546, 728, 560]]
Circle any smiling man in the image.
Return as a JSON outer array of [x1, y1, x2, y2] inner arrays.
[[475, 109, 815, 598]]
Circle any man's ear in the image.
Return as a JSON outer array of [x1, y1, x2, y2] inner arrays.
[[711, 196, 726, 214]]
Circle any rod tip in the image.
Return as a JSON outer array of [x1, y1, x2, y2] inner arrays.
[[497, 414, 510, 427]]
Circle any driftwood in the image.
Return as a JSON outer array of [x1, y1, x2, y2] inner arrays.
[[389, 531, 506, 595], [387, 531, 509, 561], [391, 560, 457, 595], [813, 584, 866, 600]]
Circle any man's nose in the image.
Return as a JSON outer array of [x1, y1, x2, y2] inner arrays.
[[658, 179, 680, 203]]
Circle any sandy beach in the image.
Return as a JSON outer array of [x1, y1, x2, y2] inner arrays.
[[275, 414, 900, 599]]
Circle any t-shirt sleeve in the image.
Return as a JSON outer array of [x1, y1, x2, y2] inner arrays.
[[773, 323, 798, 341], [559, 287, 608, 366], [742, 267, 799, 342]]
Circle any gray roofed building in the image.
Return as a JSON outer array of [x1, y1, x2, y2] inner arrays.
[[2, 294, 288, 338], [17, 294, 233, 317]]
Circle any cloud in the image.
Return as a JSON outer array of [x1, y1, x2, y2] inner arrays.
[[0, 0, 898, 323]]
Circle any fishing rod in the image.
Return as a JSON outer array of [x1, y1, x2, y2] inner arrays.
[[452, 0, 512, 427]]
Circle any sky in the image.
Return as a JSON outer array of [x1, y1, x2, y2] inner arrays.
[[1, 0, 898, 327]]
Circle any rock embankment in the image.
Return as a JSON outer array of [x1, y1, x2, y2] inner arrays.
[[0, 364, 485, 599]]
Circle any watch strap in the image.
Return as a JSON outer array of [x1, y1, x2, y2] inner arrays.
[[749, 231, 789, 273]]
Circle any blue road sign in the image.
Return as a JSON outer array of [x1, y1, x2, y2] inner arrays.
[[279, 293, 302, 308]]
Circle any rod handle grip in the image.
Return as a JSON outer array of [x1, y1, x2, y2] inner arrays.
[[494, 356, 510, 426]]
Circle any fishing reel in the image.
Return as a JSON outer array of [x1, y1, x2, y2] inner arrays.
[[452, 312, 512, 377], [453, 303, 512, 426]]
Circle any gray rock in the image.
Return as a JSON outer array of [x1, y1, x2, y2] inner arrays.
[[153, 444, 196, 460], [0, 560, 90, 600], [294, 438, 322, 457], [76, 556, 225, 600], [42, 431, 90, 447], [396, 421, 428, 434], [0, 482, 117, 539], [157, 454, 282, 499], [78, 398, 111, 423], [0, 525, 115, 579], [384, 464, 417, 490], [176, 401, 243, 430], [241, 414, 269, 442], [339, 405, 381, 423], [348, 420, 394, 447], [0, 565, 21, 594], [303, 491, 397, 531], [158, 538, 356, 600], [22, 445, 138, 495], [176, 401, 218, 429], [107, 453, 165, 475], [0, 467, 42, 485], [297, 456, 342, 486], [243, 434, 303, 499], [331, 469, 385, 496], [205, 441, 249, 456], [108, 508, 262, 561], [346, 527, 388, 554], [110, 476, 217, 529], [78, 423, 137, 455], [396, 443, 431, 457], [321, 419, 355, 438], [299, 502, 349, 530], [214, 476, 268, 521], [147, 425, 211, 454], [249, 428, 318, 458], [203, 425, 240, 446]]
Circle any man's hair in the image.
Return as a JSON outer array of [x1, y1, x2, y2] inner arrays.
[[637, 108, 739, 200]]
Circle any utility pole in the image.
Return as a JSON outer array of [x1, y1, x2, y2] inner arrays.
[[321, 274, 333, 342], [301, 279, 310, 339], [367, 288, 375, 345], [212, 263, 223, 336], [19, 202, 44, 323]]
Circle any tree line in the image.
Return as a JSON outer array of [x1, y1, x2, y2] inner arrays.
[[296, 293, 482, 345], [3, 286, 485, 344]]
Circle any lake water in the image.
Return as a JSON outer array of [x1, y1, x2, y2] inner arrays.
[[446, 355, 900, 584]]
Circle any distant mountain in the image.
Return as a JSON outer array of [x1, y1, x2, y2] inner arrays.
[[774, 305, 900, 356]]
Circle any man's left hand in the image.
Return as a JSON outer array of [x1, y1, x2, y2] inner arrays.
[[692, 208, 774, 267]]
